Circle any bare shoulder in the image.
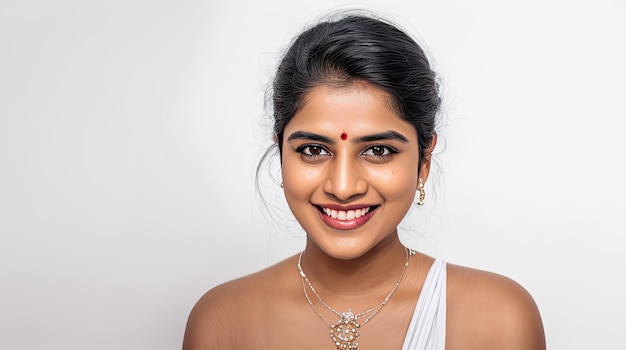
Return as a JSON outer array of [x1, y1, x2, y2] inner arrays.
[[182, 255, 299, 350], [446, 263, 546, 350]]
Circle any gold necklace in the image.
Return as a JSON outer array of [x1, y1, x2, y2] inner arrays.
[[297, 248, 414, 350]]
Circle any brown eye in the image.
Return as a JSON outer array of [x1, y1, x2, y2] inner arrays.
[[297, 144, 330, 158], [371, 146, 385, 156], [361, 144, 397, 161], [308, 145, 323, 155]]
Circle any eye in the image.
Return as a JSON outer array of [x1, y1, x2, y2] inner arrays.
[[304, 145, 326, 156], [361, 145, 397, 162], [366, 145, 389, 156], [295, 144, 331, 160]]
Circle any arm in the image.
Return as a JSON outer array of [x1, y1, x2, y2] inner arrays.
[[182, 287, 235, 350], [447, 265, 546, 350], [488, 277, 546, 349]]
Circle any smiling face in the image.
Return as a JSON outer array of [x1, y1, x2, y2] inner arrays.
[[281, 82, 432, 259]]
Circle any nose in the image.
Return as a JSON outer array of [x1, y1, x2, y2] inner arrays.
[[323, 154, 368, 201]]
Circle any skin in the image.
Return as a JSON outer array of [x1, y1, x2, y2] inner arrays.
[[281, 82, 425, 262], [183, 82, 546, 349]]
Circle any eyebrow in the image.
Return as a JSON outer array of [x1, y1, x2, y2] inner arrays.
[[287, 131, 335, 144], [354, 131, 409, 143], [286, 130, 409, 144]]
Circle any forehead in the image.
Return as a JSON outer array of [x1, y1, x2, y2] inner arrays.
[[286, 83, 416, 137]]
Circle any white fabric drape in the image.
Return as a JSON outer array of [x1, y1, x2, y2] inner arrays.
[[401, 259, 447, 350]]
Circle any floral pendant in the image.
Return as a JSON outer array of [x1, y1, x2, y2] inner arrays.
[[330, 309, 360, 349]]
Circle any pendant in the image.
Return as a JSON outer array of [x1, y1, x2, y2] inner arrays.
[[330, 309, 360, 349]]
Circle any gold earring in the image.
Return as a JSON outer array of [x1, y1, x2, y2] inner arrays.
[[416, 178, 425, 205]]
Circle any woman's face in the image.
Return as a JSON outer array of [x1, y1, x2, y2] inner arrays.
[[281, 82, 431, 259]]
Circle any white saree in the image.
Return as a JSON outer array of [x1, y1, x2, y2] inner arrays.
[[401, 259, 447, 350]]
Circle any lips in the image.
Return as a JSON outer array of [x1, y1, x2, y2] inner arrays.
[[316, 205, 379, 230], [321, 206, 371, 220]]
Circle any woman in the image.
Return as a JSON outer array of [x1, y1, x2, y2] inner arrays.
[[183, 13, 546, 349]]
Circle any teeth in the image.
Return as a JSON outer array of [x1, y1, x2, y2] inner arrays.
[[346, 210, 355, 220], [322, 207, 372, 221]]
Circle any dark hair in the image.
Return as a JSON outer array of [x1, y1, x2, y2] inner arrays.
[[271, 13, 440, 167]]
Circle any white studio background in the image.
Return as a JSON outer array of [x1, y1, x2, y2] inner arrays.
[[1, 0, 624, 349]]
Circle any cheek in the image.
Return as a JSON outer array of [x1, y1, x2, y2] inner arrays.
[[368, 163, 419, 196], [382, 178, 416, 204], [281, 156, 323, 197]]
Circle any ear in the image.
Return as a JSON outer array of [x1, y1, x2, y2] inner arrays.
[[418, 133, 437, 185]]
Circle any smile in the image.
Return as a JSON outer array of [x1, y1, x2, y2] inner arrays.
[[321, 206, 371, 220], [315, 205, 379, 230]]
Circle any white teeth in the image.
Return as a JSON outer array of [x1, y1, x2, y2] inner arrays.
[[324, 208, 338, 219], [322, 207, 371, 221]]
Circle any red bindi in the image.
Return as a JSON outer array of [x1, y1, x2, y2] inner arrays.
[[340, 132, 347, 140]]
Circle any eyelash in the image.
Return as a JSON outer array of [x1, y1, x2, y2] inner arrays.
[[294, 144, 398, 162], [362, 144, 398, 160], [295, 144, 330, 160]]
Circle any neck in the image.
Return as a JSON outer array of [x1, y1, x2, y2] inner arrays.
[[299, 232, 408, 298]]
